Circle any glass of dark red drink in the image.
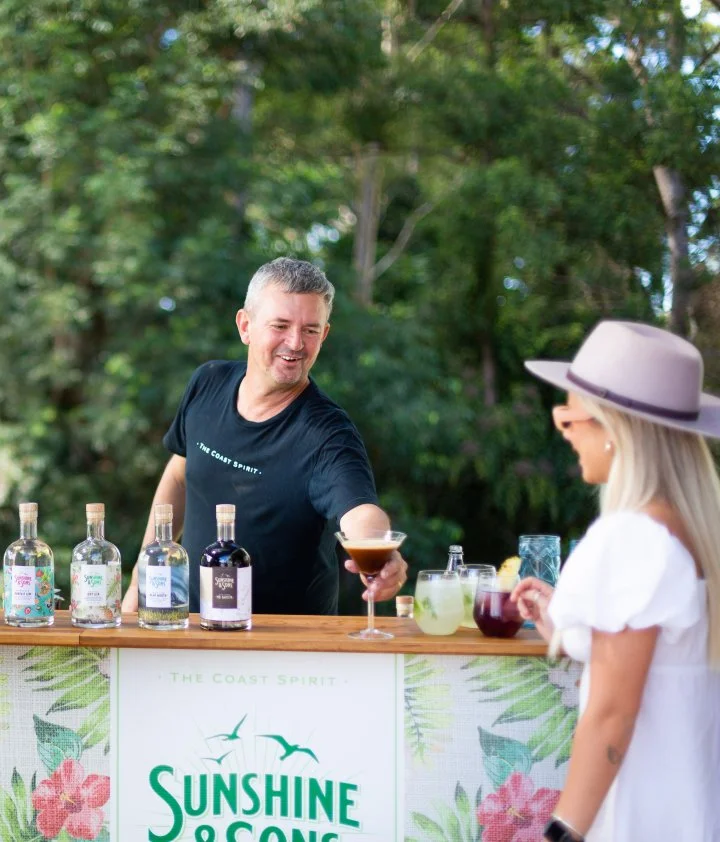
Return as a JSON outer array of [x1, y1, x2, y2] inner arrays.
[[336, 529, 406, 640], [473, 575, 523, 638]]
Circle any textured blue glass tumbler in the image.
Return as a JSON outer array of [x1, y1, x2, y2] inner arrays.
[[518, 534, 561, 628]]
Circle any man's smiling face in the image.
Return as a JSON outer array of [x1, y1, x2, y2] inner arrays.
[[236, 284, 330, 392]]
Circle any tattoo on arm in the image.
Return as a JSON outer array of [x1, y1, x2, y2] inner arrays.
[[606, 745, 624, 765]]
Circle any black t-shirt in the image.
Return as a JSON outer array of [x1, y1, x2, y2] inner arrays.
[[163, 360, 379, 614]]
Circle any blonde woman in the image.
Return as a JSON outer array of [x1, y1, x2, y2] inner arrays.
[[512, 321, 720, 842]]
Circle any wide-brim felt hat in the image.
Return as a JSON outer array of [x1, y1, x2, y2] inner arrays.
[[525, 320, 720, 439]]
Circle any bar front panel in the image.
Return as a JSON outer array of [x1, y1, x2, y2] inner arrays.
[[0, 642, 580, 841]]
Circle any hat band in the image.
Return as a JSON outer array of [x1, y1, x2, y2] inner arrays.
[[567, 370, 699, 422]]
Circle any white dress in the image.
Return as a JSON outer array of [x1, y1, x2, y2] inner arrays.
[[549, 511, 720, 842]]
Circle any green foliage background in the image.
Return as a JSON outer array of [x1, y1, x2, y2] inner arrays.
[[0, 0, 718, 613]]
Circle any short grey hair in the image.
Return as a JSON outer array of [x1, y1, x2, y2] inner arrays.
[[244, 258, 335, 317]]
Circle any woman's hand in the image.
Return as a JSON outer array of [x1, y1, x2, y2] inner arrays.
[[511, 576, 555, 641]]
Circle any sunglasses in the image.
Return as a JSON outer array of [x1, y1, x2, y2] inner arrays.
[[552, 405, 596, 432]]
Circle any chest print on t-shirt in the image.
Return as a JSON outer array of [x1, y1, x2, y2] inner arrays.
[[195, 440, 263, 476]]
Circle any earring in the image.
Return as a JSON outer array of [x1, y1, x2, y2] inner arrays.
[[604, 440, 614, 453]]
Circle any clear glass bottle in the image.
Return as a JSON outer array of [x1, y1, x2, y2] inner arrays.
[[138, 503, 189, 631], [445, 544, 465, 573], [200, 504, 252, 631], [70, 503, 122, 629], [3, 502, 55, 627]]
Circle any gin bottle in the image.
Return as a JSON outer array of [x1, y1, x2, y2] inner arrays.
[[199, 504, 252, 631], [138, 503, 189, 630], [3, 502, 55, 627], [70, 503, 122, 628], [445, 544, 465, 573]]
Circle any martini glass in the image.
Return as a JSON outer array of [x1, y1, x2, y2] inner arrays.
[[336, 529, 406, 640]]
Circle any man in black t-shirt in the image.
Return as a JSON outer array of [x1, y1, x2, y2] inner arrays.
[[122, 258, 407, 614]]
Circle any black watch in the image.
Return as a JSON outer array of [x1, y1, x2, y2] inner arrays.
[[543, 818, 584, 842]]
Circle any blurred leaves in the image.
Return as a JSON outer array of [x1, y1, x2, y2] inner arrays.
[[0, 0, 717, 614]]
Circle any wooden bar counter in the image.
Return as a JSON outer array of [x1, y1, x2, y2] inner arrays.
[[0, 610, 547, 654], [0, 611, 575, 842]]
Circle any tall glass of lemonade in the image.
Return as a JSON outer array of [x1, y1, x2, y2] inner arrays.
[[414, 570, 463, 635]]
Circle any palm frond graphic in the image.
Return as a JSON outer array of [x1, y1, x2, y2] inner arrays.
[[0, 654, 11, 738], [18, 646, 110, 752], [404, 655, 453, 764], [408, 781, 482, 842], [462, 655, 578, 768], [0, 769, 38, 842]]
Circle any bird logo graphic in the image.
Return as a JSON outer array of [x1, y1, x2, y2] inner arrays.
[[201, 750, 233, 766], [259, 734, 319, 762], [208, 714, 248, 742]]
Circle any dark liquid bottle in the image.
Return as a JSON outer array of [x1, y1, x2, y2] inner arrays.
[[199, 504, 252, 631]]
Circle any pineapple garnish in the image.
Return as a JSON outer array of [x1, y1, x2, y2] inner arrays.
[[498, 555, 521, 577]]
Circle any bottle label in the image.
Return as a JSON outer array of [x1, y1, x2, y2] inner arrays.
[[78, 565, 107, 607], [4, 565, 54, 617], [145, 567, 172, 608], [200, 567, 251, 622], [11, 565, 35, 606]]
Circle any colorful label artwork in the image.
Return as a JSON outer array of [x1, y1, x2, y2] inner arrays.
[[3, 566, 54, 619]]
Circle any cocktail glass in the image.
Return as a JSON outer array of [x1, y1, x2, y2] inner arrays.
[[414, 570, 464, 636], [473, 574, 523, 638], [459, 564, 496, 629], [336, 529, 406, 640]]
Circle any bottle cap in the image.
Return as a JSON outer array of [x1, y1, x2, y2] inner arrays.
[[449, 545, 463, 554], [154, 503, 173, 524], [216, 504, 236, 524], [19, 502, 38, 519], [86, 503, 105, 520], [396, 595, 414, 618]]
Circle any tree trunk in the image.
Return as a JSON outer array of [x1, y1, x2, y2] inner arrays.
[[481, 337, 497, 407], [478, 0, 495, 66], [352, 142, 383, 306], [653, 165, 693, 337], [228, 56, 261, 235], [621, 9, 698, 335], [478, 0, 497, 407]]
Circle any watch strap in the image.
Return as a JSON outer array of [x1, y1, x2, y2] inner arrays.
[[543, 817, 584, 842]]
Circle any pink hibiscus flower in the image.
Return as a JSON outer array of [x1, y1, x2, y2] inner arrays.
[[32, 758, 110, 840], [477, 772, 559, 842]]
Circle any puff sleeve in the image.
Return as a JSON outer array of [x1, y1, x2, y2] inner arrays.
[[549, 511, 703, 642]]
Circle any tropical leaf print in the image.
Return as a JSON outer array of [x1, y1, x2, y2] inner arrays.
[[18, 646, 110, 751], [0, 655, 11, 737], [33, 715, 84, 775], [107, 568, 122, 604], [463, 656, 578, 768], [478, 726, 533, 789], [408, 781, 482, 842], [404, 655, 453, 763], [0, 769, 38, 842]]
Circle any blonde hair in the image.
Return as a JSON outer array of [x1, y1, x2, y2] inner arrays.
[[578, 395, 720, 667]]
